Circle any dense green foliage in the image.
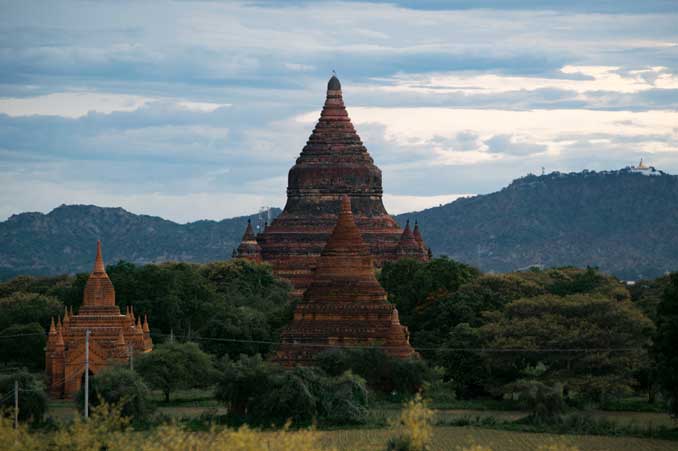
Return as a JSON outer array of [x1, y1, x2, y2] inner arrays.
[[0, 254, 671, 424], [0, 323, 46, 371], [76, 366, 153, 423], [381, 260, 655, 403], [314, 348, 433, 394], [0, 292, 63, 331], [0, 259, 293, 361], [654, 273, 678, 417], [136, 342, 215, 402], [380, 257, 479, 324], [0, 370, 47, 423], [482, 294, 653, 400], [216, 354, 368, 426]]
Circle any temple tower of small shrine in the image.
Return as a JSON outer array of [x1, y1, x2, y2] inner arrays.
[[274, 196, 416, 366], [254, 75, 428, 295], [234, 219, 262, 262], [46, 241, 153, 398]]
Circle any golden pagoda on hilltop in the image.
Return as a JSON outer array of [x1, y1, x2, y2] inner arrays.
[[46, 241, 152, 398]]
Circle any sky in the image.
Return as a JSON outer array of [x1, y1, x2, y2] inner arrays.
[[1, 0, 677, 223]]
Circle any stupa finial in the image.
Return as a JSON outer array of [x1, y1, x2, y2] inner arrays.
[[93, 240, 105, 273]]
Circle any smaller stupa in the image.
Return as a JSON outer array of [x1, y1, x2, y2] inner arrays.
[[234, 219, 262, 262], [274, 196, 416, 366], [395, 220, 428, 261]]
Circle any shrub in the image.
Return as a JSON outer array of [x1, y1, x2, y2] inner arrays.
[[136, 341, 215, 402], [508, 380, 565, 424], [0, 323, 46, 371], [315, 348, 432, 394], [216, 354, 368, 426], [655, 272, 678, 417], [386, 394, 434, 451], [0, 370, 47, 423], [75, 366, 153, 424], [0, 292, 63, 331]]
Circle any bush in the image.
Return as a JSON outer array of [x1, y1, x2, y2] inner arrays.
[[509, 380, 565, 424], [216, 354, 368, 426], [0, 370, 47, 423], [385, 394, 434, 451], [0, 323, 46, 371], [75, 366, 153, 424], [136, 341, 215, 402], [655, 272, 678, 417], [0, 292, 63, 331], [315, 348, 432, 394]]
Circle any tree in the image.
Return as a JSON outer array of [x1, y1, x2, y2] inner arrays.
[[216, 354, 368, 426], [0, 323, 46, 371], [314, 348, 432, 394], [505, 363, 565, 424], [0, 292, 63, 331], [76, 366, 153, 423], [107, 262, 222, 337], [655, 273, 678, 417], [136, 342, 215, 402], [380, 257, 479, 324], [481, 294, 654, 401], [215, 354, 274, 418], [0, 370, 47, 423], [197, 304, 275, 359]]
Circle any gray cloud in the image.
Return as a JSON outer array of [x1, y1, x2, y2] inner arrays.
[[1, 1, 677, 221], [484, 135, 548, 156]]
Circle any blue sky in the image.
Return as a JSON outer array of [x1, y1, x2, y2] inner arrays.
[[1, 0, 677, 222]]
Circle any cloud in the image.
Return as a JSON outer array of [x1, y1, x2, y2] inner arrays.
[[1, 1, 678, 222], [484, 135, 548, 156]]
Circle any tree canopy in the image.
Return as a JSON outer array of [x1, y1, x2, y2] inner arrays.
[[136, 342, 215, 402], [654, 273, 678, 417]]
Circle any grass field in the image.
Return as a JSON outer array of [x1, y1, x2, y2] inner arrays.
[[317, 426, 678, 451], [46, 391, 678, 450]]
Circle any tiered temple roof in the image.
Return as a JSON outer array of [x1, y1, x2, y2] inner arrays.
[[247, 75, 428, 295], [235, 219, 262, 262], [274, 196, 416, 366], [46, 241, 152, 398]]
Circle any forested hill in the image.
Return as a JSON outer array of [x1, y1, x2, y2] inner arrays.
[[397, 169, 678, 280], [0, 205, 280, 281], [2, 169, 677, 281]]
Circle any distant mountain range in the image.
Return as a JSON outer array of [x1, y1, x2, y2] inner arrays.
[[2, 167, 677, 281], [0, 205, 280, 281], [399, 167, 678, 280]]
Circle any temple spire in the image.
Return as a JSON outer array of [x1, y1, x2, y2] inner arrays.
[[48, 318, 57, 346], [93, 240, 105, 274], [236, 219, 262, 262], [55, 327, 64, 348], [116, 329, 126, 347], [143, 314, 150, 333], [413, 220, 425, 250], [396, 219, 427, 261], [242, 219, 256, 241], [327, 73, 341, 92]]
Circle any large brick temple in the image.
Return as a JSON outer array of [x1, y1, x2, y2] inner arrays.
[[46, 241, 152, 398], [236, 75, 429, 295], [274, 196, 416, 366]]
